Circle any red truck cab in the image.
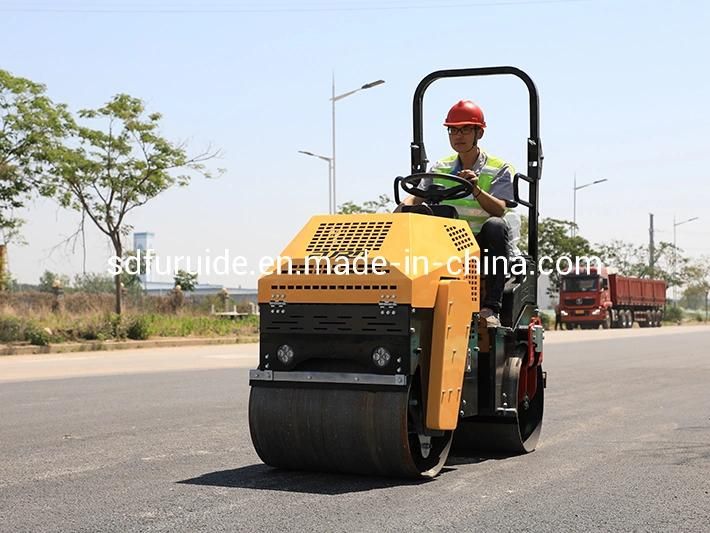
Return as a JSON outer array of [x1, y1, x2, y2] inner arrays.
[[559, 267, 612, 329]]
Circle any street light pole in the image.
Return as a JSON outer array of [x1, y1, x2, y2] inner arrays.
[[330, 76, 385, 214], [298, 150, 333, 214], [672, 215, 699, 303], [572, 174, 608, 237]]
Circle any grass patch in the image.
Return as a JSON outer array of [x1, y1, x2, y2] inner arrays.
[[0, 307, 258, 344], [138, 313, 258, 338]]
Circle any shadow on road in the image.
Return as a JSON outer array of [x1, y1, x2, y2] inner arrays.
[[445, 454, 508, 466], [178, 463, 449, 495]]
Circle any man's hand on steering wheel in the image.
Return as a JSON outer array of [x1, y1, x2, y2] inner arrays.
[[457, 169, 481, 196], [398, 172, 474, 204]]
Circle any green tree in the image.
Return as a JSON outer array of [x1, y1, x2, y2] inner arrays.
[[38, 270, 70, 292], [536, 218, 598, 297], [338, 194, 393, 214], [53, 94, 222, 314], [596, 239, 687, 288], [73, 272, 114, 293], [119, 249, 147, 292], [0, 69, 72, 234], [73, 255, 145, 296], [173, 269, 198, 292], [681, 285, 707, 310], [680, 256, 710, 311], [595, 239, 648, 277], [3, 273, 19, 292]]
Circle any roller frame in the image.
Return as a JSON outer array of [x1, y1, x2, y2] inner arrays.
[[248, 65, 546, 477]]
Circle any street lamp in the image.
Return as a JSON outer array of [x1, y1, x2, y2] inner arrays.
[[298, 150, 333, 214], [573, 173, 608, 237], [331, 76, 385, 214], [672, 215, 699, 303]]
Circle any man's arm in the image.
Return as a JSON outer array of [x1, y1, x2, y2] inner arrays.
[[472, 185, 506, 217], [460, 164, 516, 218], [457, 169, 505, 217]]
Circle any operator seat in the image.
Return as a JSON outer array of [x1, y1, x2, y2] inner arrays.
[[397, 203, 459, 219]]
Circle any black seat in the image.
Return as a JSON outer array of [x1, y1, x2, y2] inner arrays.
[[397, 203, 458, 219], [429, 204, 459, 219], [398, 204, 434, 215]]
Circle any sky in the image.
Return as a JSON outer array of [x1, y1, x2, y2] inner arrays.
[[2, 0, 709, 287]]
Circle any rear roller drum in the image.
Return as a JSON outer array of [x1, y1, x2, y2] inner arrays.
[[452, 356, 544, 455], [249, 376, 452, 478]]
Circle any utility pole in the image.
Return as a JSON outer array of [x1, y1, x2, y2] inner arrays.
[[649, 213, 655, 278]]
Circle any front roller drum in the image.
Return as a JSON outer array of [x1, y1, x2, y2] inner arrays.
[[453, 358, 544, 455], [249, 383, 452, 478]]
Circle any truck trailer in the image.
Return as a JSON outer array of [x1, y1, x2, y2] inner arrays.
[[559, 269, 666, 329]]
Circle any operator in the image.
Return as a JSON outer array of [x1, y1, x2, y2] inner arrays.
[[402, 100, 517, 327]]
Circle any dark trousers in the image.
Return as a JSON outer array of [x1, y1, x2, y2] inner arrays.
[[475, 216, 510, 314]]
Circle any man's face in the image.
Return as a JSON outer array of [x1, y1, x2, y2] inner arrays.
[[447, 125, 479, 153]]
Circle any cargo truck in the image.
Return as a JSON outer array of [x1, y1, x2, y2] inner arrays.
[[559, 268, 666, 329]]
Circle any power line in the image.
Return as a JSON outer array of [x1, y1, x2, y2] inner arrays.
[[0, 0, 593, 13]]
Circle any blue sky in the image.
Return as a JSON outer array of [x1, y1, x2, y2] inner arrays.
[[2, 0, 709, 286]]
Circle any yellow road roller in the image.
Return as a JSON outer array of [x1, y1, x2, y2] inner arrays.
[[249, 66, 545, 478]]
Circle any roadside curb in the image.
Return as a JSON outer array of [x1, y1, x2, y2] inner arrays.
[[0, 336, 258, 356]]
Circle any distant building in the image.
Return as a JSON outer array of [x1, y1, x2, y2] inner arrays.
[[133, 232, 154, 252], [143, 281, 257, 305], [132, 231, 257, 304], [133, 232, 155, 287], [538, 274, 553, 310]]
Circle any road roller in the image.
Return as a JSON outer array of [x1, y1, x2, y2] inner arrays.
[[249, 67, 545, 478]]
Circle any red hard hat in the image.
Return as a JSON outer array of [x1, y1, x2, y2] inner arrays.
[[444, 100, 486, 128]]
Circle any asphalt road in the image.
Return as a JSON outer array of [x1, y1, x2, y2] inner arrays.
[[1, 328, 709, 532]]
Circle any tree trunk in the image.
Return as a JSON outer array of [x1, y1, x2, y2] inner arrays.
[[112, 236, 123, 315]]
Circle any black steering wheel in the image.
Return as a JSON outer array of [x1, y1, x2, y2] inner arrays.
[[396, 172, 475, 205]]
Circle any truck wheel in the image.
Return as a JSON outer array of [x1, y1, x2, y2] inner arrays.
[[656, 310, 663, 327], [565, 323, 575, 330], [648, 311, 656, 328], [603, 314, 611, 329], [640, 311, 649, 328], [625, 310, 634, 328]]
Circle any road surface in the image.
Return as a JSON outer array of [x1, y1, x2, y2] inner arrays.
[[1, 326, 709, 532]]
